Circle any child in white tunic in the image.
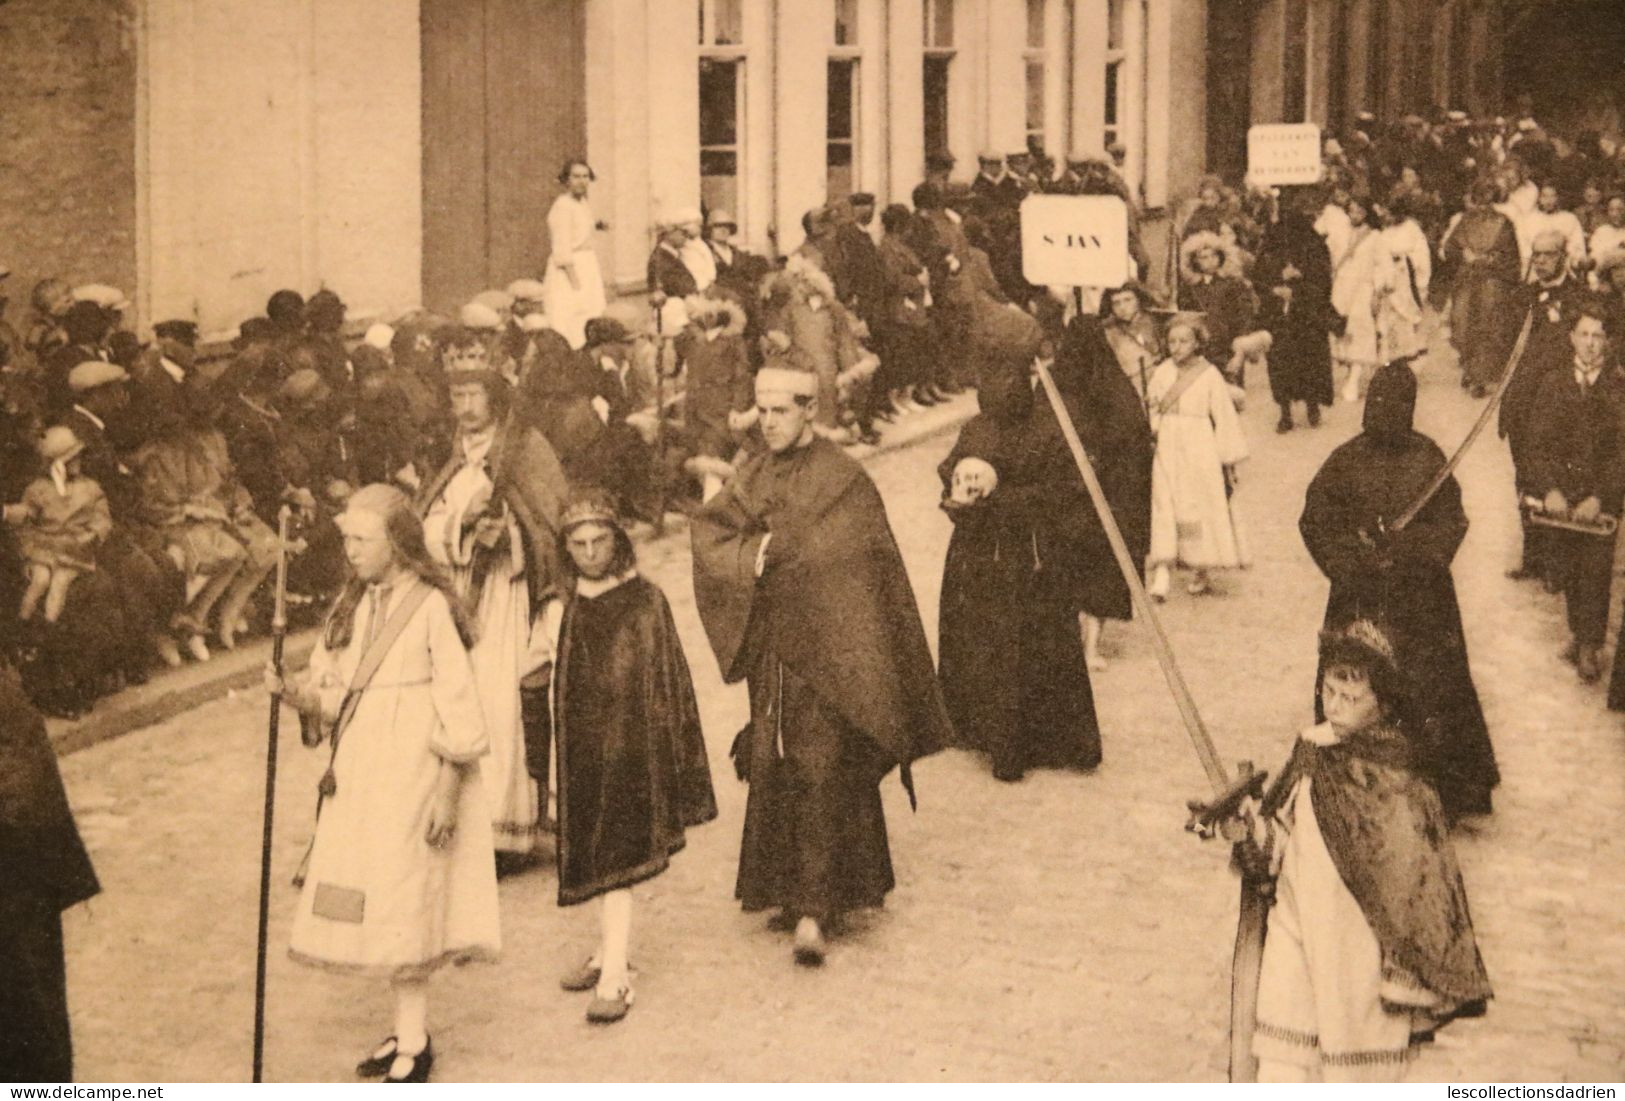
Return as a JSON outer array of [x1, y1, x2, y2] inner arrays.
[[1146, 319, 1251, 600], [272, 484, 499, 1083], [1244, 621, 1491, 1083]]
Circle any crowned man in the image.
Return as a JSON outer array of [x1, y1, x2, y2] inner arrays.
[[691, 351, 950, 965], [417, 328, 570, 872]]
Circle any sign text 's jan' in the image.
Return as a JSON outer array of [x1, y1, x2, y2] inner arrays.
[[1246, 123, 1323, 186], [1019, 195, 1131, 288]]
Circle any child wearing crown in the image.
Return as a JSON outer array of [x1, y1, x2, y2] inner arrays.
[[551, 489, 716, 1023], [1240, 620, 1491, 1082]]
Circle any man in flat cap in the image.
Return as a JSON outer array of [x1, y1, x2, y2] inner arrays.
[[691, 353, 949, 966]]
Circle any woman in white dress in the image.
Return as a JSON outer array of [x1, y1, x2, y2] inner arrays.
[[1376, 195, 1431, 366], [1146, 319, 1251, 601], [273, 484, 499, 1083], [542, 159, 608, 350]]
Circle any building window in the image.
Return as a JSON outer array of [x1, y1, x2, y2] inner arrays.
[[1283, 0, 1308, 122], [828, 59, 859, 200], [835, 0, 859, 47], [923, 0, 955, 159], [1367, 0, 1388, 117], [1104, 0, 1125, 148], [1024, 0, 1046, 152], [699, 57, 744, 222], [699, 0, 743, 46]]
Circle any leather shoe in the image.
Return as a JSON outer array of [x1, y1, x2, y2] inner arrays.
[[383, 1039, 433, 1083], [793, 917, 826, 967], [355, 1036, 399, 1078], [586, 986, 634, 1024], [559, 958, 600, 993]]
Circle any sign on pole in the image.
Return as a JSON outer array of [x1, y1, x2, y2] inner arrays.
[[1246, 123, 1323, 186], [1020, 194, 1130, 288]]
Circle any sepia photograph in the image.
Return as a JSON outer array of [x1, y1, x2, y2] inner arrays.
[[1, 0, 1623, 1086]]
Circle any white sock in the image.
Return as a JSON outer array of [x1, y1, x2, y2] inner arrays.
[[392, 980, 429, 1056], [597, 889, 632, 995]]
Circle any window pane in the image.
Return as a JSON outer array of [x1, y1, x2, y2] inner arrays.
[[1026, 0, 1045, 49], [924, 56, 951, 156], [702, 0, 743, 45], [835, 0, 859, 45], [1025, 61, 1044, 134], [699, 59, 739, 147], [827, 60, 855, 142], [1107, 0, 1124, 51], [827, 143, 855, 200], [925, 0, 954, 47], [1104, 59, 1121, 127], [1283, 0, 1308, 122]]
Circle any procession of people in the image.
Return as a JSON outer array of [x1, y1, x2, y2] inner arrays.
[[11, 90, 1625, 1084]]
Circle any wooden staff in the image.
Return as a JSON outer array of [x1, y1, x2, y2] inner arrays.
[[253, 506, 293, 1083], [1034, 362, 1267, 1081]]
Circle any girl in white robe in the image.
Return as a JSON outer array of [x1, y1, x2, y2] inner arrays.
[[542, 160, 608, 351], [1332, 198, 1389, 401], [275, 484, 499, 1084], [1146, 319, 1251, 600]]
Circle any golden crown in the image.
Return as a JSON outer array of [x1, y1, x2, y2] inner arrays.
[[561, 493, 620, 531], [1341, 619, 1396, 662]]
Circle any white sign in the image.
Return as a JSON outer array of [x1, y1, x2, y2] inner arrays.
[[1247, 123, 1324, 186], [1019, 195, 1130, 288]]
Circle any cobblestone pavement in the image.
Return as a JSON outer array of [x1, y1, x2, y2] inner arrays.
[[58, 328, 1625, 1082]]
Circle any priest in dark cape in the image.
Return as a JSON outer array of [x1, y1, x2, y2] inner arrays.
[[1299, 361, 1498, 820], [690, 351, 949, 964], [0, 662, 99, 1081], [1253, 198, 1336, 430], [554, 491, 718, 907], [937, 312, 1101, 781]]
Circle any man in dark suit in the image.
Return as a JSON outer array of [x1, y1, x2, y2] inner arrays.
[[1523, 304, 1624, 681]]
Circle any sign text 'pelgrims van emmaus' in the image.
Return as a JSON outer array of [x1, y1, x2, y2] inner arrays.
[[1019, 194, 1130, 288], [1247, 122, 1324, 186]]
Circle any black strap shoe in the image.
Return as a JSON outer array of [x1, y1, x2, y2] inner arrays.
[[355, 1037, 398, 1078], [383, 1038, 434, 1083]]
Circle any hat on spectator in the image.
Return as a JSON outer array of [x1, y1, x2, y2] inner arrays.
[[73, 283, 130, 311], [154, 319, 199, 345], [507, 278, 547, 301], [600, 299, 648, 334], [518, 312, 553, 333], [706, 209, 739, 230], [925, 150, 956, 171], [234, 317, 275, 350], [67, 361, 129, 393], [278, 368, 328, 406], [847, 193, 876, 207], [1516, 118, 1537, 133], [977, 149, 1003, 164], [583, 317, 633, 348], [459, 301, 503, 330], [363, 322, 395, 350], [1596, 249, 1625, 281], [1446, 109, 1469, 123], [39, 425, 86, 465], [671, 207, 704, 230]]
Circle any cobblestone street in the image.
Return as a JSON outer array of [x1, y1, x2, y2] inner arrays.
[[56, 333, 1625, 1082]]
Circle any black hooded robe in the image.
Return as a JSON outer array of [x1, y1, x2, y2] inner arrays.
[[1051, 315, 1154, 621], [0, 669, 99, 1081], [1254, 212, 1336, 409], [1299, 363, 1498, 819], [937, 361, 1101, 779], [691, 437, 950, 924], [554, 574, 718, 905]]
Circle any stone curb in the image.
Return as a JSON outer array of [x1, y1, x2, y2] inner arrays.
[[49, 393, 977, 755]]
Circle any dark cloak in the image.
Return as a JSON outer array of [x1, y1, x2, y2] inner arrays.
[[691, 436, 949, 919], [1266, 725, 1493, 1015], [0, 668, 99, 1082], [937, 365, 1101, 776], [1299, 362, 1499, 818], [1253, 212, 1336, 407], [554, 574, 717, 906], [1051, 315, 1154, 621], [1441, 208, 1521, 389]]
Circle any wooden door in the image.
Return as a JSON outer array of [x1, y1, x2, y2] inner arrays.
[[421, 0, 587, 314]]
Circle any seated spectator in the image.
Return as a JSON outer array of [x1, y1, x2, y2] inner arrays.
[[674, 295, 752, 501], [5, 426, 110, 626], [22, 279, 73, 367], [44, 302, 111, 418]]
